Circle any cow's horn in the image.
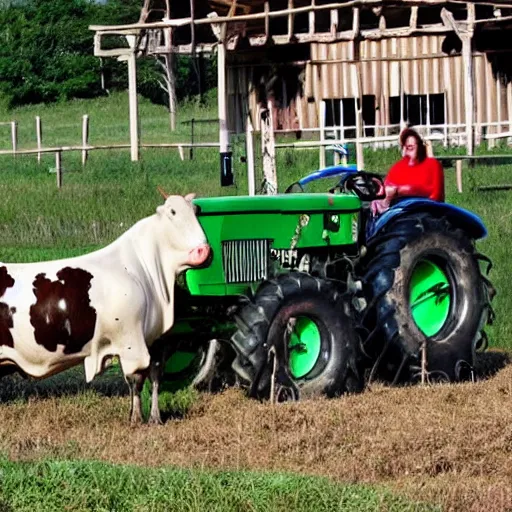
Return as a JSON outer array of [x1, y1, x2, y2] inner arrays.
[[157, 186, 169, 199]]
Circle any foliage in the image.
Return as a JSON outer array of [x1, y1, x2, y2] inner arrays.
[[0, 0, 217, 109], [0, 0, 104, 106]]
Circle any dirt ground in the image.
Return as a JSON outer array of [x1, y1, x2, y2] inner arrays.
[[1, 351, 512, 511]]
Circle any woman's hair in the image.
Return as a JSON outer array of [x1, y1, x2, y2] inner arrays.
[[399, 127, 427, 162]]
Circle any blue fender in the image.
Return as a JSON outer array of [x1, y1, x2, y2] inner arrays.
[[367, 198, 488, 241]]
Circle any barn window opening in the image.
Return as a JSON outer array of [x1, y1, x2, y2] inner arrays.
[[388, 93, 445, 128], [324, 95, 376, 139], [417, 6, 442, 26]]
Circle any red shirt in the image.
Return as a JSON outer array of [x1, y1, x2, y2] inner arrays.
[[384, 156, 445, 202]]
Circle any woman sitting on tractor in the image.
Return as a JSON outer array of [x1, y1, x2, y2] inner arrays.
[[371, 128, 445, 216]]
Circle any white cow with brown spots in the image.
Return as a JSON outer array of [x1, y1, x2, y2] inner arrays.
[[0, 188, 210, 424]]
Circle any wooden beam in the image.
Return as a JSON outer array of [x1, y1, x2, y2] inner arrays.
[[288, 0, 295, 41], [309, 0, 316, 34], [89, 1, 512, 34], [264, 1, 269, 41], [410, 6, 418, 29], [352, 6, 360, 37], [330, 8, 339, 37]]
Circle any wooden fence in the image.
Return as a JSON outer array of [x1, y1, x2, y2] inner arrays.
[[2, 113, 512, 193], [0, 115, 220, 188]]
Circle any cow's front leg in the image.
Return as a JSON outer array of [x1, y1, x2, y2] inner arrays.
[[147, 339, 172, 425], [126, 371, 147, 425]]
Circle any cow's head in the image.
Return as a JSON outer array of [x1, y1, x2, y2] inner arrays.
[[156, 186, 210, 269]]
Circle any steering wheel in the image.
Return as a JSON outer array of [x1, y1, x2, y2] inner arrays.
[[335, 171, 386, 201]]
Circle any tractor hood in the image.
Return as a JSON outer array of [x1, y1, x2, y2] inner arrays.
[[192, 193, 361, 215]]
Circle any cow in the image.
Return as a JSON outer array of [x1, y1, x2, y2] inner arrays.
[[0, 187, 210, 424]]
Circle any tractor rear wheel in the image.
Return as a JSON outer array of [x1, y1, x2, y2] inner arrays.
[[358, 214, 495, 384], [230, 272, 364, 401]]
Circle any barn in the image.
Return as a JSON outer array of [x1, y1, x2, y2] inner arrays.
[[90, 1, 512, 174]]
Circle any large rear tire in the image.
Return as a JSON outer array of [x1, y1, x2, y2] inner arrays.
[[230, 272, 364, 401], [358, 214, 495, 384]]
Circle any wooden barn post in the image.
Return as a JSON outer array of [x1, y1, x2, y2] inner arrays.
[[261, 100, 277, 194], [246, 115, 256, 196], [319, 100, 326, 169], [118, 34, 140, 162], [218, 40, 229, 157], [441, 5, 475, 156]]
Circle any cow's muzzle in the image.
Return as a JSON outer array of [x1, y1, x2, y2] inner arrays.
[[188, 243, 211, 267]]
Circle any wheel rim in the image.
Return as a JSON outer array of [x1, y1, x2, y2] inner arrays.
[[288, 316, 322, 379], [410, 259, 451, 337]]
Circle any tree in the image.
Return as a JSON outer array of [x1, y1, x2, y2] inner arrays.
[[0, 0, 218, 109], [0, 0, 107, 106]]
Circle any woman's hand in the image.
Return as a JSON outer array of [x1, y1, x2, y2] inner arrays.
[[370, 185, 398, 215]]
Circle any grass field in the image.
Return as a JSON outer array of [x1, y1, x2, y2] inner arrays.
[[0, 91, 512, 510]]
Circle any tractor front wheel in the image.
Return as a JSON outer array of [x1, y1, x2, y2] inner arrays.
[[230, 272, 364, 401]]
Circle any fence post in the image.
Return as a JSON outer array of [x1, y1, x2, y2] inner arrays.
[[455, 159, 463, 193], [11, 121, 17, 157], [55, 151, 62, 188], [82, 114, 89, 166], [36, 116, 42, 164], [190, 118, 195, 160]]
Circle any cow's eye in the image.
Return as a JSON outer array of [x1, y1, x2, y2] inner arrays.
[[171, 209, 176, 216]]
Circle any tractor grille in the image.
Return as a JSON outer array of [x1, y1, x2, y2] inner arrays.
[[222, 239, 271, 283]]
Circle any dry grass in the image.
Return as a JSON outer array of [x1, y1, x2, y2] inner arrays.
[[0, 351, 510, 511]]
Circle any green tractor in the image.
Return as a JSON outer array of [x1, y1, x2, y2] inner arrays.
[[142, 163, 495, 420]]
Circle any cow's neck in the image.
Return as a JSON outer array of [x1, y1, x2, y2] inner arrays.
[[127, 215, 183, 332]]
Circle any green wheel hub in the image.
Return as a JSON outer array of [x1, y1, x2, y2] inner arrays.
[[163, 351, 198, 374], [288, 316, 322, 378], [410, 259, 451, 337]]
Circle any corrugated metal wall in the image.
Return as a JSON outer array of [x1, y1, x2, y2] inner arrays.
[[227, 35, 512, 136]]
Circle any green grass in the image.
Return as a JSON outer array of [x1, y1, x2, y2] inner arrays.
[[0, 89, 219, 150], [0, 458, 438, 512]]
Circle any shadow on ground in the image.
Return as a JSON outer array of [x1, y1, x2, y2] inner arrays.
[[474, 349, 512, 379], [0, 365, 129, 403], [0, 348, 510, 405]]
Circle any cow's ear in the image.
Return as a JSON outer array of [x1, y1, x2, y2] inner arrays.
[[184, 192, 196, 202], [157, 186, 169, 200]]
